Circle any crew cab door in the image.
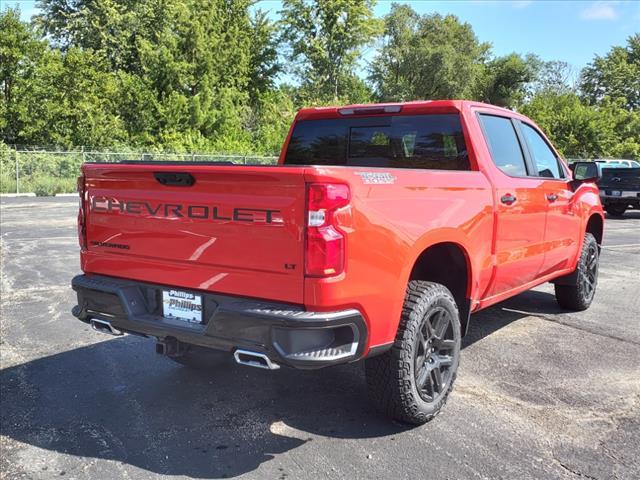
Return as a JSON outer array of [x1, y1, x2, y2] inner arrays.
[[518, 122, 581, 274], [477, 114, 547, 296]]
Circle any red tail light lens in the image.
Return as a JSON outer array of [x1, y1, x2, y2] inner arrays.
[[305, 183, 350, 277], [77, 174, 87, 250]]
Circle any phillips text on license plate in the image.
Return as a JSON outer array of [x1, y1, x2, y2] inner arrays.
[[162, 289, 202, 323]]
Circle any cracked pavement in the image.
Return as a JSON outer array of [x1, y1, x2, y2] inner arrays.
[[1, 197, 639, 479]]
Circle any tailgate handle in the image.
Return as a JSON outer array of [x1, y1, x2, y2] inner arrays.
[[154, 172, 195, 187]]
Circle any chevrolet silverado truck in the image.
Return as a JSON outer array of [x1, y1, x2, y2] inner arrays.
[[72, 100, 604, 424], [597, 163, 640, 217]]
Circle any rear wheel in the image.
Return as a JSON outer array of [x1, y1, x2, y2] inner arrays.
[[554, 232, 599, 311], [605, 204, 627, 217], [365, 281, 461, 425]]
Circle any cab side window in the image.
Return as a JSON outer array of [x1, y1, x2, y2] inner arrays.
[[521, 123, 564, 179], [478, 114, 528, 177]]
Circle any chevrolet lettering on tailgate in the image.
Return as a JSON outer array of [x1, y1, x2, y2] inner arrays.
[[91, 196, 283, 223]]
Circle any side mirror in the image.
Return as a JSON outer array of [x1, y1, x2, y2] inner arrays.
[[572, 162, 601, 182]]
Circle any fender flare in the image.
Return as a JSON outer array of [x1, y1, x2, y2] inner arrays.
[[554, 206, 604, 286], [401, 228, 476, 336]]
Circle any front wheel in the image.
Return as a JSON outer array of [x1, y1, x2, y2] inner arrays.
[[365, 281, 461, 425], [554, 232, 599, 311]]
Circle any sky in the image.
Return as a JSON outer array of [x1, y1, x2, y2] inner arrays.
[[4, 0, 640, 80]]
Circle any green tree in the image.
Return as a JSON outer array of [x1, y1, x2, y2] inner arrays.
[[248, 88, 296, 155], [36, 0, 140, 69], [247, 10, 282, 102], [1, 8, 125, 147], [280, 0, 381, 102], [0, 7, 46, 144], [580, 34, 640, 111], [521, 92, 608, 158], [597, 99, 640, 158], [369, 5, 489, 101], [34, 0, 279, 151], [8, 0, 635, 163], [21, 47, 127, 147], [476, 53, 537, 107], [527, 58, 574, 96], [139, 0, 254, 146], [521, 92, 640, 159]]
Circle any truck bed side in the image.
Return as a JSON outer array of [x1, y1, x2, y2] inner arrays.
[[300, 166, 495, 346]]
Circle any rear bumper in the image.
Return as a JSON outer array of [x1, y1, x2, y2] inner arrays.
[[71, 274, 368, 369]]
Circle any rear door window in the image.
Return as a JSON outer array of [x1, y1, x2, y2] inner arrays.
[[478, 114, 528, 177], [284, 114, 470, 170], [520, 123, 564, 179]]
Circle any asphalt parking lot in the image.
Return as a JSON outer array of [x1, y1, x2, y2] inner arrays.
[[1, 196, 639, 480]]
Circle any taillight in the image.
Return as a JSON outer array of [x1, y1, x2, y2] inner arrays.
[[305, 183, 350, 277], [77, 174, 87, 250]]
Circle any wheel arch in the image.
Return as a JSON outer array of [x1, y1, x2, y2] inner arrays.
[[554, 210, 604, 286], [408, 241, 473, 336], [585, 212, 604, 246]]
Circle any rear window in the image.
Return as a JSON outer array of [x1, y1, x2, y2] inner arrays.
[[284, 114, 470, 170]]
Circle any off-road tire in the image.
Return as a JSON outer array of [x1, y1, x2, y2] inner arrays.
[[365, 281, 461, 425], [554, 232, 599, 311], [605, 205, 627, 217]]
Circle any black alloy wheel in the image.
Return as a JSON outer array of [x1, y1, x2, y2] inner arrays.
[[555, 232, 599, 311], [414, 307, 456, 403], [581, 240, 599, 303]]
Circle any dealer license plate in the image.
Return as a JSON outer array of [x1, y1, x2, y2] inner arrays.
[[162, 289, 202, 323]]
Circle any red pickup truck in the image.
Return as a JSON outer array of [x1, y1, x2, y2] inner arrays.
[[72, 100, 604, 424]]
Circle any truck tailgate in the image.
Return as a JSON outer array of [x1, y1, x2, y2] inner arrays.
[[81, 164, 306, 304]]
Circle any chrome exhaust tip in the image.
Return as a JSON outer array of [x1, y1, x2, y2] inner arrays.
[[233, 349, 280, 370], [90, 319, 124, 336]]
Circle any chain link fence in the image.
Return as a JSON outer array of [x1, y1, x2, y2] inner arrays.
[[0, 145, 278, 196]]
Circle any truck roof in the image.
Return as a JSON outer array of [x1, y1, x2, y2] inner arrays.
[[295, 100, 516, 121]]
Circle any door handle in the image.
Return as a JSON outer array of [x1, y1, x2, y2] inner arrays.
[[546, 193, 558, 202], [501, 194, 517, 205]]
